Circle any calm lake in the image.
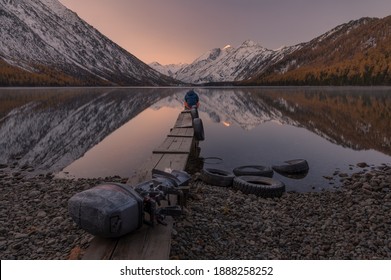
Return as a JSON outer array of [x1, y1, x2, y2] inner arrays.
[[0, 87, 390, 192]]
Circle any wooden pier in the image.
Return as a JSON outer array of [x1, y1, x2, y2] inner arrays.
[[82, 110, 196, 260]]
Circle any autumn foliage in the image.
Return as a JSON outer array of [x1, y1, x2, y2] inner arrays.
[[248, 16, 391, 86]]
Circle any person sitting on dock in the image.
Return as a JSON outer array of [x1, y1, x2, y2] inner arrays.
[[184, 89, 199, 109]]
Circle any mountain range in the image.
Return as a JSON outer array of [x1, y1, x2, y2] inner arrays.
[[151, 16, 391, 86], [0, 0, 176, 86], [150, 41, 301, 84], [1, 0, 391, 86]]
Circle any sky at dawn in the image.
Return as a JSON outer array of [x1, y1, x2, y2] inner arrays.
[[59, 0, 391, 65]]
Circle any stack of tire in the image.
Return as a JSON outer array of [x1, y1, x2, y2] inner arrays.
[[191, 107, 204, 141], [200, 160, 309, 199]]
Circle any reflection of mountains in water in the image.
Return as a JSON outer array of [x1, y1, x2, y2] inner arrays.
[[258, 88, 391, 156], [153, 89, 299, 129], [0, 88, 177, 173], [155, 88, 391, 156], [1, 87, 389, 176]]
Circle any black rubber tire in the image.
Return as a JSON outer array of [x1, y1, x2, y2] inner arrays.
[[193, 118, 205, 141], [233, 165, 274, 177], [272, 159, 309, 174], [190, 107, 199, 119], [201, 168, 234, 187], [233, 176, 285, 198]]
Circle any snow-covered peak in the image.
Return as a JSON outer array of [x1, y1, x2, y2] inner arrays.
[[240, 40, 258, 48], [172, 39, 296, 84], [0, 0, 176, 85], [148, 61, 188, 77]]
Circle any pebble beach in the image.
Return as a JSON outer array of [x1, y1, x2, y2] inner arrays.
[[0, 163, 119, 260], [1, 163, 390, 260], [170, 164, 391, 259]]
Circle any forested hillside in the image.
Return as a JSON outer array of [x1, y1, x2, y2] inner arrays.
[[0, 58, 108, 86], [247, 16, 391, 86]]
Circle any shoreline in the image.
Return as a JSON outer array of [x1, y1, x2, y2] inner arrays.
[[171, 163, 391, 259], [0, 163, 390, 260]]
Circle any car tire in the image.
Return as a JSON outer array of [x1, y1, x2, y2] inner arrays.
[[193, 118, 205, 141], [233, 165, 274, 177], [233, 176, 285, 198], [201, 168, 234, 187], [272, 159, 309, 174]]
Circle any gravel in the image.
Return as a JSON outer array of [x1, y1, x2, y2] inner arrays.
[[1, 162, 390, 260], [0, 163, 126, 260], [170, 163, 391, 259]]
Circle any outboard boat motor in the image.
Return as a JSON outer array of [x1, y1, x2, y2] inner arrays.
[[68, 169, 191, 238]]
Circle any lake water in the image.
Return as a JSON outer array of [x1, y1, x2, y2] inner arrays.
[[0, 87, 390, 192]]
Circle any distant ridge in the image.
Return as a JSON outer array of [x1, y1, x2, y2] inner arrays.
[[0, 0, 178, 86], [150, 40, 301, 84], [248, 16, 391, 85], [2, 0, 390, 86], [151, 16, 391, 86]]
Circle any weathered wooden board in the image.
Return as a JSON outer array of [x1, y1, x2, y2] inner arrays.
[[110, 217, 173, 260], [153, 136, 193, 154], [82, 237, 118, 260], [174, 111, 193, 128], [154, 153, 189, 171], [168, 127, 194, 138]]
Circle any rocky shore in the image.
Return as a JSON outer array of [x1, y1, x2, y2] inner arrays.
[[0, 163, 125, 260], [1, 162, 390, 260], [170, 163, 391, 259]]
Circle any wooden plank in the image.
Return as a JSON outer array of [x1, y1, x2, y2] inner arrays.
[[110, 218, 173, 260], [153, 137, 175, 151], [168, 127, 194, 138], [154, 153, 189, 171], [174, 112, 192, 128], [82, 237, 118, 260], [152, 150, 189, 154], [153, 137, 193, 154]]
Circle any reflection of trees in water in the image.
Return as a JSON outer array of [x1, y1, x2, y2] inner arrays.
[[0, 88, 181, 172], [177, 88, 390, 156], [246, 88, 391, 156]]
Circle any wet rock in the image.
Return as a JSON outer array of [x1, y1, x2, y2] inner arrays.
[[37, 211, 47, 218], [28, 190, 41, 198], [14, 233, 29, 239], [357, 162, 369, 168], [0, 164, 8, 169]]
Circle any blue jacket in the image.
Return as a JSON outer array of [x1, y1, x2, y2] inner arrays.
[[184, 90, 199, 108]]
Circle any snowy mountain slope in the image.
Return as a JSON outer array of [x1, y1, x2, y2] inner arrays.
[[0, 0, 177, 86], [151, 40, 302, 84], [149, 62, 188, 77], [151, 16, 390, 85]]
